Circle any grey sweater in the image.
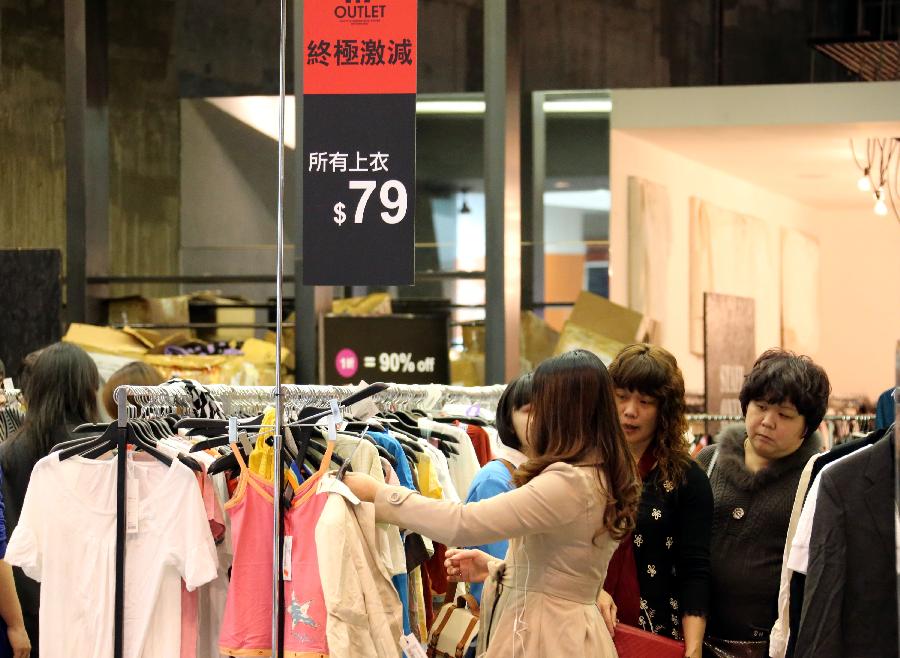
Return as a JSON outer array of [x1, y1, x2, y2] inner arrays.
[[696, 425, 820, 642]]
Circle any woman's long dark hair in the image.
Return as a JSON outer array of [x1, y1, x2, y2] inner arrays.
[[5, 342, 100, 464], [514, 349, 640, 541]]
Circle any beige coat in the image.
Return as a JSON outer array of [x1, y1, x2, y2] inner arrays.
[[375, 461, 619, 657], [316, 477, 404, 658]]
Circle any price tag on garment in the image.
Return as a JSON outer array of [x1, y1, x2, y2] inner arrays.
[[238, 430, 253, 455], [282, 536, 293, 581], [399, 633, 428, 658], [349, 380, 380, 421], [126, 477, 140, 534]]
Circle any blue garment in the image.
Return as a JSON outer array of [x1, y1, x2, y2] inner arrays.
[[369, 431, 415, 634], [876, 387, 896, 430], [368, 431, 415, 489], [464, 460, 515, 604]]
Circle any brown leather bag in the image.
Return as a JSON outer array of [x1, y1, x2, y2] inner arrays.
[[426, 584, 480, 658]]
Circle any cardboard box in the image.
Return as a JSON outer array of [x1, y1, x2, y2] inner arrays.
[[188, 291, 257, 342], [332, 293, 392, 316], [106, 294, 192, 339], [63, 323, 148, 358], [554, 291, 651, 365]]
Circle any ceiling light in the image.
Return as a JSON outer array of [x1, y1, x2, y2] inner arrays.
[[542, 99, 612, 114], [850, 138, 899, 222], [875, 191, 889, 216], [416, 100, 485, 115], [459, 188, 472, 215], [857, 172, 871, 192]]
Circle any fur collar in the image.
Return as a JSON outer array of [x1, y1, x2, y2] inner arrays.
[[712, 423, 821, 492]]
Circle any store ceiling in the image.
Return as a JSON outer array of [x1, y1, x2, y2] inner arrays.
[[618, 122, 900, 211]]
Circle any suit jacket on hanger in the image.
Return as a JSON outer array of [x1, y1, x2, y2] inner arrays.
[[794, 433, 898, 658]]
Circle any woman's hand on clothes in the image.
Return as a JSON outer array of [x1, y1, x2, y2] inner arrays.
[[596, 589, 617, 637], [342, 473, 382, 503], [7, 623, 30, 658], [444, 548, 491, 584]]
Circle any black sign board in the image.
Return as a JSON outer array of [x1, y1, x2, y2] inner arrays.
[[320, 314, 450, 385], [302, 0, 417, 285]]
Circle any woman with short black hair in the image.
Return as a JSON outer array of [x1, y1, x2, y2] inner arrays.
[[696, 349, 830, 657]]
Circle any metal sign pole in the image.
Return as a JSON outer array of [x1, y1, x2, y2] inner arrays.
[[272, 0, 288, 654]]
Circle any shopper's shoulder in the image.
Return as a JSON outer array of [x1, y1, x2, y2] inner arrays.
[[684, 458, 711, 483], [695, 444, 716, 468], [469, 460, 513, 490]]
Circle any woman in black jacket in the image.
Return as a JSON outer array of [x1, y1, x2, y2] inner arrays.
[[599, 344, 713, 658], [0, 343, 100, 657]]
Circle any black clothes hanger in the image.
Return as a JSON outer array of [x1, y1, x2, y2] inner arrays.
[[431, 415, 488, 427], [57, 423, 202, 472], [345, 420, 386, 433], [391, 410, 421, 428], [72, 422, 115, 434]]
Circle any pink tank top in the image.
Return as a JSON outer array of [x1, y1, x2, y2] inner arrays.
[[282, 472, 329, 657], [219, 447, 276, 656]]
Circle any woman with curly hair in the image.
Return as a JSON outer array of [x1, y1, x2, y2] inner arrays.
[[599, 344, 713, 658], [345, 349, 641, 656]]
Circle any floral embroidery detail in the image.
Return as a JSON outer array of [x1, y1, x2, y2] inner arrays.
[[663, 480, 674, 493], [670, 598, 679, 610], [638, 616, 647, 629], [666, 536, 674, 549], [672, 614, 679, 627], [640, 598, 649, 610], [647, 564, 657, 577], [651, 508, 662, 520], [634, 534, 644, 547]]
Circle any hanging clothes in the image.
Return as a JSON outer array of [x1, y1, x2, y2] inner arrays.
[[315, 476, 403, 658], [218, 448, 276, 657], [417, 419, 480, 498], [4, 452, 218, 658], [282, 470, 330, 657]]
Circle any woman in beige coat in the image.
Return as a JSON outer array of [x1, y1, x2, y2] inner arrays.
[[346, 349, 641, 656]]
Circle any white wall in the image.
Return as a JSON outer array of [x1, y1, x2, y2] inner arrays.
[[609, 130, 899, 400], [813, 207, 899, 400]]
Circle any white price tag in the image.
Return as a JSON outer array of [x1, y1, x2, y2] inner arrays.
[[126, 478, 140, 534], [238, 430, 253, 454], [349, 380, 380, 421], [282, 536, 293, 581], [2, 378, 13, 392], [399, 633, 428, 658]]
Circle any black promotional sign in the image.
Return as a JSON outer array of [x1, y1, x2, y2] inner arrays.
[[302, 0, 417, 285], [320, 314, 450, 385]]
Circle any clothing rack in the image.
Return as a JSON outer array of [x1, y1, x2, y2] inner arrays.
[[107, 381, 504, 658]]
